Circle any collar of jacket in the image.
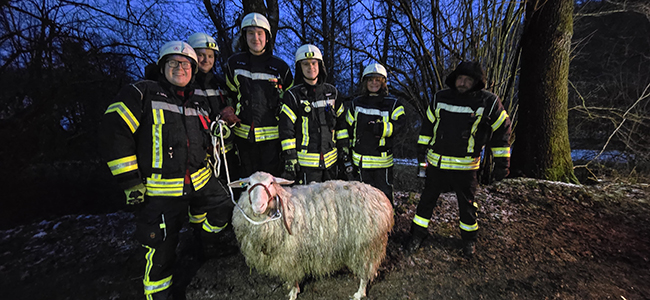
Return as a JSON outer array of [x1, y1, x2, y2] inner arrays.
[[300, 82, 324, 97], [158, 77, 195, 102]]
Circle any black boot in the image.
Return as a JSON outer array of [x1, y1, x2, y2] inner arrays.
[[407, 234, 424, 253], [406, 224, 428, 254], [462, 241, 476, 259], [199, 229, 238, 260]]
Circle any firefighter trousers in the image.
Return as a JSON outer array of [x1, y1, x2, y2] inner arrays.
[[235, 137, 281, 178], [295, 166, 337, 185], [412, 167, 479, 241], [134, 177, 233, 299], [359, 166, 394, 203]]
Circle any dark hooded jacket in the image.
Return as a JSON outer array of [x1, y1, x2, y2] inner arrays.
[[418, 61, 512, 171]]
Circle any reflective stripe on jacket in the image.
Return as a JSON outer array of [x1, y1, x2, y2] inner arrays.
[[418, 88, 511, 170], [345, 93, 406, 169], [225, 51, 293, 142], [100, 79, 214, 194], [279, 83, 345, 169]]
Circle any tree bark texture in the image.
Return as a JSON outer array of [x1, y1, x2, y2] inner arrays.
[[512, 0, 578, 183]]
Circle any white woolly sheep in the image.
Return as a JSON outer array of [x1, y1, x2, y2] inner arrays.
[[228, 171, 394, 300]]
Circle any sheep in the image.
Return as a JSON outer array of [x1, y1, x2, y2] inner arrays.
[[228, 171, 394, 300]]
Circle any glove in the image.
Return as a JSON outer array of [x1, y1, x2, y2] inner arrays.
[[210, 120, 231, 138], [492, 168, 509, 182], [124, 183, 146, 205], [219, 106, 240, 126], [417, 161, 427, 178], [281, 158, 299, 180], [417, 145, 427, 178], [338, 147, 354, 175], [339, 147, 350, 161], [367, 120, 384, 136]]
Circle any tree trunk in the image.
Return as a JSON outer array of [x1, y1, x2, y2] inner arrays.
[[511, 0, 578, 183]]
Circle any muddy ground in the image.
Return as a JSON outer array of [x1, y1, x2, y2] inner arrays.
[[1, 178, 649, 299]]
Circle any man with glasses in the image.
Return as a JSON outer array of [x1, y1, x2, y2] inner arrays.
[[224, 12, 293, 178], [100, 41, 232, 299]]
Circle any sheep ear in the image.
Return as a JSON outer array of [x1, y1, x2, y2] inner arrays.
[[274, 177, 294, 186], [281, 197, 295, 235], [228, 178, 250, 188]]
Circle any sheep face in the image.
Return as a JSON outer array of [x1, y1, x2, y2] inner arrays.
[[228, 172, 294, 215]]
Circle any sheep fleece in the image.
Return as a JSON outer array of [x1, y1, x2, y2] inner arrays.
[[232, 180, 394, 284]]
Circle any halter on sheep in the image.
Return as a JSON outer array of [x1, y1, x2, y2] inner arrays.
[[229, 172, 394, 300]]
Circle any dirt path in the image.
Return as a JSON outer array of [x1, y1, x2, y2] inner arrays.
[[1, 178, 649, 299]]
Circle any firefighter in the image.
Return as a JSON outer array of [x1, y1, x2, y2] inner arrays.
[[278, 44, 346, 184], [407, 61, 512, 259], [99, 41, 233, 299], [344, 63, 406, 202], [224, 12, 293, 178], [187, 32, 239, 258], [187, 32, 240, 181]]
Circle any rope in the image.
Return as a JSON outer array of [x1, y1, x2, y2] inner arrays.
[[210, 120, 281, 225]]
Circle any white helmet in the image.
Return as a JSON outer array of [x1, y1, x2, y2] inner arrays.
[[241, 13, 272, 37], [294, 44, 323, 64], [362, 63, 387, 78], [188, 32, 219, 51], [157, 41, 198, 65]]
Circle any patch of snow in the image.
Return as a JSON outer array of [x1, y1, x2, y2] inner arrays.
[[32, 231, 47, 238]]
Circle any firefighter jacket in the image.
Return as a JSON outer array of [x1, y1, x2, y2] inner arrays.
[[100, 78, 215, 197], [279, 82, 346, 169], [344, 93, 406, 168], [225, 51, 293, 142], [194, 71, 231, 118], [194, 71, 235, 154], [418, 88, 512, 171]]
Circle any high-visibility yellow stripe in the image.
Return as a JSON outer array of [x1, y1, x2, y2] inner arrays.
[[297, 148, 338, 168], [281, 139, 296, 151], [152, 109, 164, 169], [189, 211, 207, 224], [391, 105, 405, 120], [466, 110, 484, 154], [145, 177, 184, 197], [460, 221, 478, 232], [336, 104, 345, 117], [233, 123, 279, 141], [336, 129, 349, 140], [384, 121, 393, 137], [105, 102, 139, 133], [426, 151, 481, 170], [143, 246, 173, 296], [418, 135, 432, 145], [491, 110, 508, 131], [345, 110, 354, 126], [301, 117, 309, 147], [426, 106, 435, 123], [107, 155, 138, 176], [281, 104, 297, 123], [202, 220, 227, 233], [352, 151, 393, 168], [190, 167, 211, 191], [413, 215, 430, 228], [492, 147, 511, 158]]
